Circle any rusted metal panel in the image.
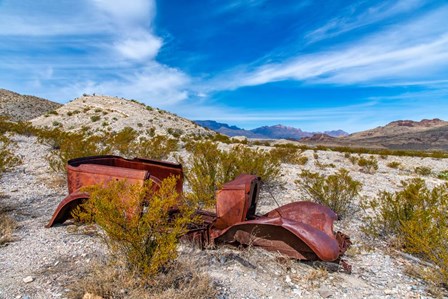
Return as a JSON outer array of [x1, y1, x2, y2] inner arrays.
[[214, 174, 261, 229], [46, 155, 183, 227]]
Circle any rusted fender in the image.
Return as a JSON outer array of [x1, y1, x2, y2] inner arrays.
[[264, 201, 337, 238], [46, 190, 89, 228], [213, 216, 341, 261]]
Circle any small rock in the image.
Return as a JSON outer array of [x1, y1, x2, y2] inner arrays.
[[318, 287, 333, 298], [23, 276, 34, 283], [285, 275, 292, 283], [83, 293, 103, 299]]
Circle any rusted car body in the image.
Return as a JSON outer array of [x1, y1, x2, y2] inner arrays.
[[47, 155, 350, 262]]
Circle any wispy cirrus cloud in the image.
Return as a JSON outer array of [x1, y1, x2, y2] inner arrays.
[[202, 5, 448, 92], [305, 0, 426, 44]]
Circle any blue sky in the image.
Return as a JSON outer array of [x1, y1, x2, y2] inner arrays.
[[1, 0, 447, 132]]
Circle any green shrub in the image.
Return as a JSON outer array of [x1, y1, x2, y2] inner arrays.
[[270, 147, 307, 165], [108, 127, 138, 157], [297, 168, 361, 218], [184, 141, 281, 206], [0, 135, 22, 177], [90, 115, 101, 122], [438, 170, 448, 180], [361, 179, 448, 287], [135, 135, 178, 160], [358, 156, 378, 173], [73, 176, 194, 276], [40, 129, 110, 173], [387, 161, 401, 169], [414, 166, 431, 176]]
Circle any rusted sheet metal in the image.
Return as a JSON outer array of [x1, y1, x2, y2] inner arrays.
[[46, 155, 183, 227], [210, 177, 348, 262], [214, 174, 261, 229]]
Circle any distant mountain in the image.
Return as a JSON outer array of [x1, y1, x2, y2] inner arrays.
[[300, 118, 448, 151], [251, 124, 313, 139], [0, 89, 62, 121], [194, 120, 348, 139]]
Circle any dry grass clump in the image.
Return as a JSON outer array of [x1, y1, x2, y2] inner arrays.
[[183, 141, 281, 206], [296, 168, 361, 218], [68, 258, 217, 299], [362, 178, 448, 289], [0, 212, 17, 246]]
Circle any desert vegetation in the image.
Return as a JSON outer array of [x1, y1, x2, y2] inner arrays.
[[362, 179, 448, 288], [297, 168, 361, 218]]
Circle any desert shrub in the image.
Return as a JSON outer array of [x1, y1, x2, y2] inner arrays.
[[168, 128, 183, 138], [67, 111, 73, 116], [297, 168, 361, 218], [0, 135, 22, 177], [90, 115, 101, 122], [348, 155, 359, 165], [135, 135, 178, 160], [362, 179, 448, 287], [212, 133, 230, 144], [108, 127, 138, 157], [380, 154, 388, 160], [184, 141, 281, 206], [358, 156, 378, 173], [74, 176, 194, 276], [313, 153, 319, 160], [230, 145, 281, 181], [270, 147, 308, 165], [387, 161, 401, 169], [41, 129, 110, 173], [94, 108, 102, 113], [0, 212, 16, 245], [438, 170, 448, 180], [414, 166, 432, 176]]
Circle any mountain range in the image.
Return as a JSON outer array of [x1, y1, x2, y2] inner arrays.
[[1, 88, 447, 151], [194, 120, 348, 139]]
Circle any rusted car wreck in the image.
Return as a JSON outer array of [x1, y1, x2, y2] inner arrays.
[[47, 155, 350, 263]]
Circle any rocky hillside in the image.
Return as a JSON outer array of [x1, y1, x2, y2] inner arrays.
[[195, 120, 348, 139], [301, 119, 448, 151], [0, 89, 61, 121], [31, 95, 214, 138]]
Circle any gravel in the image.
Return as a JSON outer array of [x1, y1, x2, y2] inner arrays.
[[1, 136, 447, 298]]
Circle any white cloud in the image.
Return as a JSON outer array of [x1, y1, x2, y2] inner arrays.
[[114, 31, 162, 60], [305, 0, 426, 44], [205, 6, 448, 91]]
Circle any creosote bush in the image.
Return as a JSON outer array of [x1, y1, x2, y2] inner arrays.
[[0, 135, 22, 177], [136, 135, 178, 160], [270, 146, 308, 165], [414, 166, 431, 176], [438, 170, 448, 180], [296, 168, 361, 218], [183, 141, 281, 206], [386, 161, 401, 169], [361, 179, 448, 288], [73, 176, 194, 277], [358, 156, 378, 173]]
